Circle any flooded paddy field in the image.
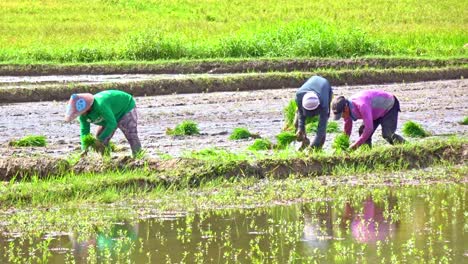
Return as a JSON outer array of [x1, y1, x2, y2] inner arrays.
[[0, 79, 466, 158], [0, 177, 466, 263]]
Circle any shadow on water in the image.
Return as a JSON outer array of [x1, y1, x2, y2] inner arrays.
[[1, 184, 466, 263]]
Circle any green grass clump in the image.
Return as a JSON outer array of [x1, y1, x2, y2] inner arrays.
[[229, 127, 252, 140], [402, 121, 430, 138], [276, 131, 297, 149], [332, 133, 350, 152], [166, 120, 200, 136], [248, 139, 273, 151], [460, 116, 468, 125], [9, 135, 47, 147]]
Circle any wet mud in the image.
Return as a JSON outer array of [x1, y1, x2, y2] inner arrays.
[[0, 79, 466, 160], [0, 67, 466, 103]]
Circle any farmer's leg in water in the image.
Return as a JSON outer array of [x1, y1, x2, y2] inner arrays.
[[380, 97, 406, 144], [358, 118, 380, 147], [117, 108, 142, 155]]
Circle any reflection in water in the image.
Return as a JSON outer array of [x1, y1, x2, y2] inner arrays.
[[343, 197, 396, 244], [0, 185, 466, 263]]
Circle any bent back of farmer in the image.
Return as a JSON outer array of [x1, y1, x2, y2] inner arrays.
[[65, 90, 142, 156], [295, 75, 333, 149], [332, 89, 405, 149]]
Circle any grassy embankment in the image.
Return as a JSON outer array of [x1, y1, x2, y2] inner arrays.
[[0, 0, 466, 64], [0, 136, 465, 208]]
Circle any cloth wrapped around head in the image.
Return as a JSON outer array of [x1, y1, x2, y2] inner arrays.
[[64, 93, 94, 122]]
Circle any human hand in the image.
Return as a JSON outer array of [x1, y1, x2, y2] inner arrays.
[[296, 130, 306, 142], [94, 140, 106, 155]]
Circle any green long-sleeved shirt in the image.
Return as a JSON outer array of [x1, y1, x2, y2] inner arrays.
[[79, 90, 135, 149]]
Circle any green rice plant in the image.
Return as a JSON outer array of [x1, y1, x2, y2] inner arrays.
[[229, 127, 252, 140], [248, 138, 273, 151], [81, 134, 114, 155], [9, 135, 47, 147], [276, 131, 297, 149], [166, 120, 200, 136], [332, 133, 350, 152], [283, 99, 298, 131], [326, 121, 339, 133], [402, 121, 430, 138], [283, 100, 317, 132], [460, 116, 468, 125]]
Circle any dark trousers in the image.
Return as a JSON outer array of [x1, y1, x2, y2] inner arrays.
[[358, 97, 406, 147]]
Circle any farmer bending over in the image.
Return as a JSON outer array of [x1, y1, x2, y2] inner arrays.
[[295, 75, 333, 149], [332, 90, 405, 149], [65, 90, 142, 156]]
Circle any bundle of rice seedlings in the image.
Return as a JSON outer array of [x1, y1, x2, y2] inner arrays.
[[276, 131, 297, 149], [460, 116, 468, 125], [82, 134, 114, 155], [9, 135, 47, 147], [166, 120, 200, 136], [229, 127, 252, 140], [332, 133, 350, 152], [248, 138, 273, 151], [402, 121, 429, 138]]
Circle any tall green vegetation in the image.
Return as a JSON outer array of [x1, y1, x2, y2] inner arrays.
[[1, 0, 466, 63], [402, 121, 430, 138], [9, 135, 47, 147]]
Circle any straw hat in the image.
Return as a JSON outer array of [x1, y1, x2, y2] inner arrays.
[[64, 93, 94, 122]]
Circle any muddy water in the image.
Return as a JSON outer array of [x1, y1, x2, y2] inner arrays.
[[0, 79, 467, 158], [0, 184, 466, 263]]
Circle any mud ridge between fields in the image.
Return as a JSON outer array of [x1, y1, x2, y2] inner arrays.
[[0, 140, 466, 183], [1, 58, 467, 76], [0, 67, 466, 103]]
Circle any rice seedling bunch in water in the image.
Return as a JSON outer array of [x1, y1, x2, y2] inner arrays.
[[229, 127, 252, 140], [402, 121, 429, 138], [332, 133, 350, 152], [276, 131, 297, 149], [9, 135, 47, 147], [460, 116, 468, 125], [248, 138, 273, 151], [167, 120, 200, 136]]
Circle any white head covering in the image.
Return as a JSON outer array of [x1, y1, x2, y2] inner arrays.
[[302, 92, 320, 110]]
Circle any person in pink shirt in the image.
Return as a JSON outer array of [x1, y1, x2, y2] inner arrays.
[[331, 90, 405, 149]]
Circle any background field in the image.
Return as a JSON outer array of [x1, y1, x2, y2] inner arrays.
[[0, 0, 466, 63]]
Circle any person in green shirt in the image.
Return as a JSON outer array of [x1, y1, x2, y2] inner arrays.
[[65, 90, 142, 156]]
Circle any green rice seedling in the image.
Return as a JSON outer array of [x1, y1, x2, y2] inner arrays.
[[276, 131, 297, 149], [460, 116, 468, 125], [402, 121, 430, 138], [248, 138, 273, 151], [283, 99, 298, 131], [82, 134, 97, 149], [283, 99, 318, 132], [305, 117, 339, 133], [82, 134, 113, 155], [332, 133, 350, 152], [166, 120, 200, 136], [229, 127, 252, 140], [326, 121, 339, 133], [9, 135, 47, 147]]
